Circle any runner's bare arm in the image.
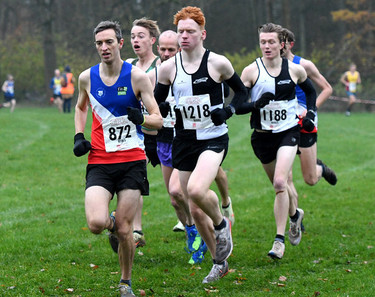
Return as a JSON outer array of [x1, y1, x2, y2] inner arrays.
[[74, 69, 90, 134], [132, 67, 163, 130]]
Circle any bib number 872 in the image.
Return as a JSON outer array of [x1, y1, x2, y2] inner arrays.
[[108, 125, 131, 141]]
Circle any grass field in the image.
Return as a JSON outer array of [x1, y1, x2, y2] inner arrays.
[[0, 107, 374, 296]]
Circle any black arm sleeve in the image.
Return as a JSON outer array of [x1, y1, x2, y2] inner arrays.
[[298, 78, 317, 111], [234, 87, 255, 115], [154, 82, 170, 104], [224, 72, 248, 110]]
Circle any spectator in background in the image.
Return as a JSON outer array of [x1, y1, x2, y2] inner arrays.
[[340, 63, 361, 116], [1, 74, 16, 113], [61, 65, 75, 113], [50, 69, 63, 113]]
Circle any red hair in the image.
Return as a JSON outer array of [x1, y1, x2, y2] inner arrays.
[[173, 6, 205, 28]]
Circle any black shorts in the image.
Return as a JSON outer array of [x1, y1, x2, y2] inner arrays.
[[251, 125, 300, 164], [144, 134, 160, 167], [172, 133, 228, 171], [4, 95, 14, 102], [85, 160, 149, 196], [299, 132, 317, 148]]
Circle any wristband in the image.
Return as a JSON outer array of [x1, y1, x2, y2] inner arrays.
[[141, 115, 146, 126]]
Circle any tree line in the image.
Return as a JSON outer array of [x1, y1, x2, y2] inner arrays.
[[0, 0, 373, 103]]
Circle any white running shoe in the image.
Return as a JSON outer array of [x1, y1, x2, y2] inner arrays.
[[119, 283, 135, 297], [133, 231, 146, 248], [222, 197, 235, 226], [268, 240, 285, 259], [288, 208, 304, 246], [214, 217, 233, 263], [202, 260, 229, 283], [172, 220, 185, 232]]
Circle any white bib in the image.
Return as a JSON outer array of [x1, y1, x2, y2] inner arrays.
[[349, 82, 356, 92], [102, 115, 139, 152], [163, 96, 176, 128], [260, 99, 297, 131], [178, 94, 213, 130]]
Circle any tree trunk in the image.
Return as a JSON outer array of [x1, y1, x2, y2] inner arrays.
[[37, 0, 57, 99]]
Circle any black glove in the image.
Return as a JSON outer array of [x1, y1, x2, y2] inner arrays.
[[159, 102, 170, 118], [255, 92, 274, 109], [127, 106, 144, 125], [302, 110, 316, 132], [211, 106, 233, 126], [73, 133, 91, 157]]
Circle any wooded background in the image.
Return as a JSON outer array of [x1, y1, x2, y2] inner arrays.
[[0, 0, 374, 103]]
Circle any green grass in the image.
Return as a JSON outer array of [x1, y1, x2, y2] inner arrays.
[[0, 107, 374, 296]]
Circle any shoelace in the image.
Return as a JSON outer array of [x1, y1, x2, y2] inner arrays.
[[209, 264, 224, 277], [290, 220, 300, 235], [274, 241, 284, 252]]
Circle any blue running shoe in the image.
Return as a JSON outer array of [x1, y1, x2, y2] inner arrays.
[[185, 225, 202, 253], [189, 241, 207, 264]]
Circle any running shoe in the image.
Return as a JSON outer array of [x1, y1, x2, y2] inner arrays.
[[172, 220, 185, 232], [268, 240, 285, 259], [185, 225, 202, 253], [119, 283, 135, 297], [222, 197, 235, 226], [133, 231, 146, 248], [202, 260, 229, 283], [108, 210, 119, 254], [189, 241, 208, 265], [214, 217, 233, 263], [288, 208, 304, 246], [317, 159, 337, 185]]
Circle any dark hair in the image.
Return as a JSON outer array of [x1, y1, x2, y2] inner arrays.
[[283, 28, 295, 43], [132, 18, 160, 39], [93, 20, 122, 42], [64, 65, 71, 72]]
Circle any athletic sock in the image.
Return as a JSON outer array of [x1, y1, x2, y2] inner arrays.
[[120, 279, 131, 287], [290, 209, 300, 222], [222, 202, 230, 209], [275, 234, 285, 243], [214, 218, 226, 231], [133, 230, 143, 236]]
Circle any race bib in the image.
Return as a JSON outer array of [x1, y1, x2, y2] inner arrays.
[[349, 82, 356, 92], [178, 94, 213, 130], [163, 96, 176, 128], [260, 99, 296, 131], [102, 115, 139, 152]]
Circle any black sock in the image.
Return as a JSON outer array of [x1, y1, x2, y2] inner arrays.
[[222, 202, 230, 209], [120, 279, 131, 287], [275, 234, 285, 243], [290, 209, 299, 222], [214, 218, 226, 231], [213, 259, 225, 265], [320, 163, 326, 175]]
